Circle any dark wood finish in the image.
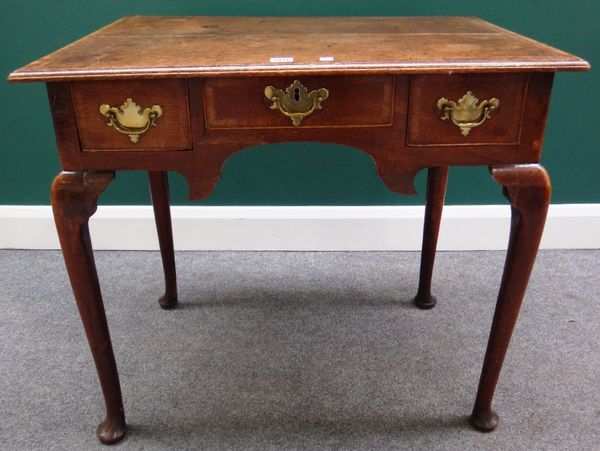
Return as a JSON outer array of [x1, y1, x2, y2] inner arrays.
[[51, 171, 126, 444], [46, 82, 83, 169], [413, 166, 449, 309], [8, 16, 590, 444], [63, 73, 555, 199], [8, 17, 589, 82], [470, 163, 551, 431], [203, 75, 395, 129], [149, 171, 178, 309], [71, 79, 192, 150], [187, 78, 207, 142], [408, 74, 528, 145], [516, 73, 555, 162]]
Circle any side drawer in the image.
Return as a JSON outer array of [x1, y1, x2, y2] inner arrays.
[[407, 74, 529, 146], [71, 79, 192, 151], [202, 75, 395, 129]]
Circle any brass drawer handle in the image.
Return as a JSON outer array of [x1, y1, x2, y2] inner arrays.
[[437, 91, 500, 136], [99, 98, 163, 143], [264, 80, 329, 126]]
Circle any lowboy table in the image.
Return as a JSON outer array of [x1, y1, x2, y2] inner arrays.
[[9, 16, 589, 444]]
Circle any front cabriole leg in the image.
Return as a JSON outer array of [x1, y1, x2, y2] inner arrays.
[[470, 164, 551, 431], [51, 171, 126, 444]]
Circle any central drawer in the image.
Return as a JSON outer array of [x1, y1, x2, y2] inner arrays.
[[202, 75, 395, 129]]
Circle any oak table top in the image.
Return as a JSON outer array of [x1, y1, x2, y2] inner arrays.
[[8, 16, 590, 446], [9, 16, 589, 81]]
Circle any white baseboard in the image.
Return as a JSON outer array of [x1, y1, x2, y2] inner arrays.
[[0, 204, 598, 251]]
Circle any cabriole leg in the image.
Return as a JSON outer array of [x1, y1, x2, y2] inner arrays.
[[51, 171, 126, 445], [149, 171, 178, 309], [470, 164, 551, 431], [413, 166, 449, 309]]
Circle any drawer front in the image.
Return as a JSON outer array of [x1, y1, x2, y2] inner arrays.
[[202, 75, 395, 129], [72, 79, 191, 151], [407, 74, 528, 146]]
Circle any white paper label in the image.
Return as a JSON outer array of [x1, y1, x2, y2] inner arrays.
[[319, 56, 335, 62], [269, 57, 294, 63]]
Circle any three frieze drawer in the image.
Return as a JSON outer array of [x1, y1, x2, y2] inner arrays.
[[202, 75, 395, 129], [70, 74, 528, 151], [407, 73, 529, 145], [71, 79, 192, 151]]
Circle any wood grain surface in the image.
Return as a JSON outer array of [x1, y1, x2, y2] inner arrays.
[[407, 73, 529, 145], [71, 79, 192, 151], [8, 16, 589, 82], [202, 75, 395, 129]]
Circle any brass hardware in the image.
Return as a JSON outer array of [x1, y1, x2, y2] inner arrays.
[[99, 98, 163, 143], [437, 91, 500, 136], [264, 80, 329, 126]]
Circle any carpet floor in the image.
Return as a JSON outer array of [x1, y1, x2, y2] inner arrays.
[[0, 249, 598, 450]]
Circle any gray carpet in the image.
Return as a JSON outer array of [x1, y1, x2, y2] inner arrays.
[[0, 249, 599, 450]]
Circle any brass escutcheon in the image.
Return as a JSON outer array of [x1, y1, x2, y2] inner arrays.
[[437, 91, 500, 136], [99, 98, 163, 143], [264, 80, 329, 126]]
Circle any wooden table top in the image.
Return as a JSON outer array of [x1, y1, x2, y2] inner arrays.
[[9, 16, 589, 82]]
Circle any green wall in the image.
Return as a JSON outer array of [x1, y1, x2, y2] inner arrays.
[[1, 0, 597, 206]]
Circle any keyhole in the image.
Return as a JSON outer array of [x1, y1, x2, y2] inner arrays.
[[294, 88, 300, 102]]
